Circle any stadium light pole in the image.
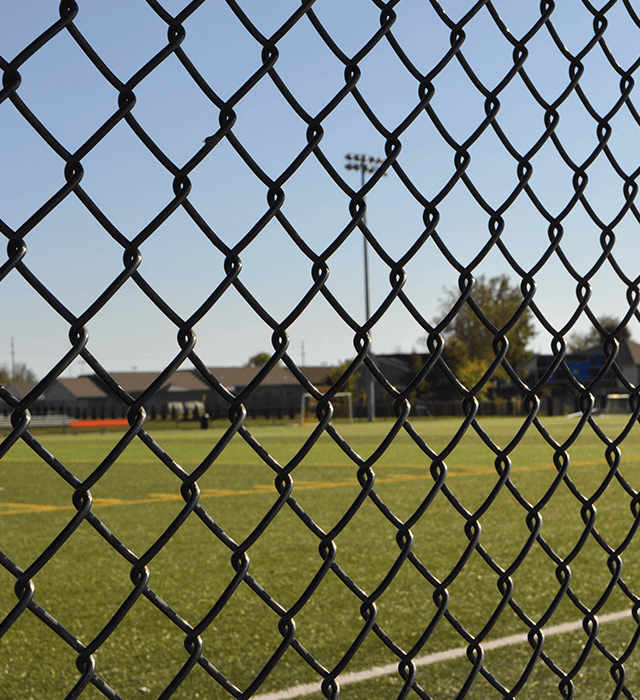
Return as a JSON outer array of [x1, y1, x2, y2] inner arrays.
[[345, 153, 384, 422]]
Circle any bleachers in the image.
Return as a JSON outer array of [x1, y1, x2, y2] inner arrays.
[[0, 414, 71, 429]]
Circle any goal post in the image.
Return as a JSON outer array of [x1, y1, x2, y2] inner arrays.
[[300, 392, 353, 425], [604, 393, 631, 414]]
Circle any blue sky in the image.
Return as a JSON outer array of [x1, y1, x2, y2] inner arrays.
[[2, 1, 640, 380]]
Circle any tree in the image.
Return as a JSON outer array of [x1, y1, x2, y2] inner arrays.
[[413, 337, 491, 401], [567, 316, 632, 352], [246, 352, 271, 368], [436, 274, 535, 369], [0, 363, 37, 385], [418, 275, 535, 399], [327, 360, 363, 401]]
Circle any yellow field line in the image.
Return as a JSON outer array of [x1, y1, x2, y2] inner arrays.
[[0, 477, 416, 515], [0, 458, 634, 516], [3, 454, 639, 467]]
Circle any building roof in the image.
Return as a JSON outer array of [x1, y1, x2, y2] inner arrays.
[[259, 366, 305, 386], [100, 370, 209, 394], [625, 339, 640, 365], [5, 381, 39, 398], [298, 366, 332, 385], [578, 338, 640, 366], [57, 377, 108, 398], [41, 365, 334, 400], [206, 365, 331, 389], [165, 371, 211, 392], [203, 367, 259, 389], [1, 382, 45, 403]]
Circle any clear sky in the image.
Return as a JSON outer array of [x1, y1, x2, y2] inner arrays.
[[2, 1, 640, 380]]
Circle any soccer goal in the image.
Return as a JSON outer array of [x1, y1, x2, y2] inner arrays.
[[300, 392, 353, 425], [605, 393, 631, 414]]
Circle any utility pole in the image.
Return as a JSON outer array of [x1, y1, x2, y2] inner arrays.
[[344, 153, 385, 422], [10, 337, 15, 381]]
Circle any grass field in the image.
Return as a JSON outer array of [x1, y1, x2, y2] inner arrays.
[[2, 415, 640, 699]]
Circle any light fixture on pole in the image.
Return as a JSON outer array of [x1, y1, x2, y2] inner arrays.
[[345, 153, 385, 422]]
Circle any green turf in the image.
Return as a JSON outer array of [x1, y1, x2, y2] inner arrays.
[[2, 415, 640, 698]]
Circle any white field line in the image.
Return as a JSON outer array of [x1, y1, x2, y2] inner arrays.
[[252, 609, 633, 700]]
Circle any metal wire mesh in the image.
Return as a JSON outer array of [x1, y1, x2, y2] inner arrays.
[[3, 1, 640, 698]]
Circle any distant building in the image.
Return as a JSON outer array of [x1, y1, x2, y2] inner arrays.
[[1, 365, 332, 421], [0, 382, 46, 415], [90, 370, 210, 420], [522, 338, 640, 415], [203, 365, 330, 419], [45, 377, 110, 419]]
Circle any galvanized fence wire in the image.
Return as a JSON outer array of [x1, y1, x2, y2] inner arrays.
[[2, 0, 640, 698]]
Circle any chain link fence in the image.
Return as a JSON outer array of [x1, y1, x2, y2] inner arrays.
[[3, 1, 640, 698]]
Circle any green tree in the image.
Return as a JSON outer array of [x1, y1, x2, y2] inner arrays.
[[567, 315, 632, 352], [414, 337, 491, 400], [0, 363, 37, 384], [437, 274, 535, 369], [327, 360, 363, 400], [246, 352, 271, 368], [418, 275, 535, 399]]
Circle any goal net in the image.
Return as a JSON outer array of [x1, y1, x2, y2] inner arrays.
[[605, 394, 631, 414], [300, 392, 353, 425]]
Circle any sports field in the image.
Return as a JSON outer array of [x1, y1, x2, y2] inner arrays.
[[2, 415, 640, 699]]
